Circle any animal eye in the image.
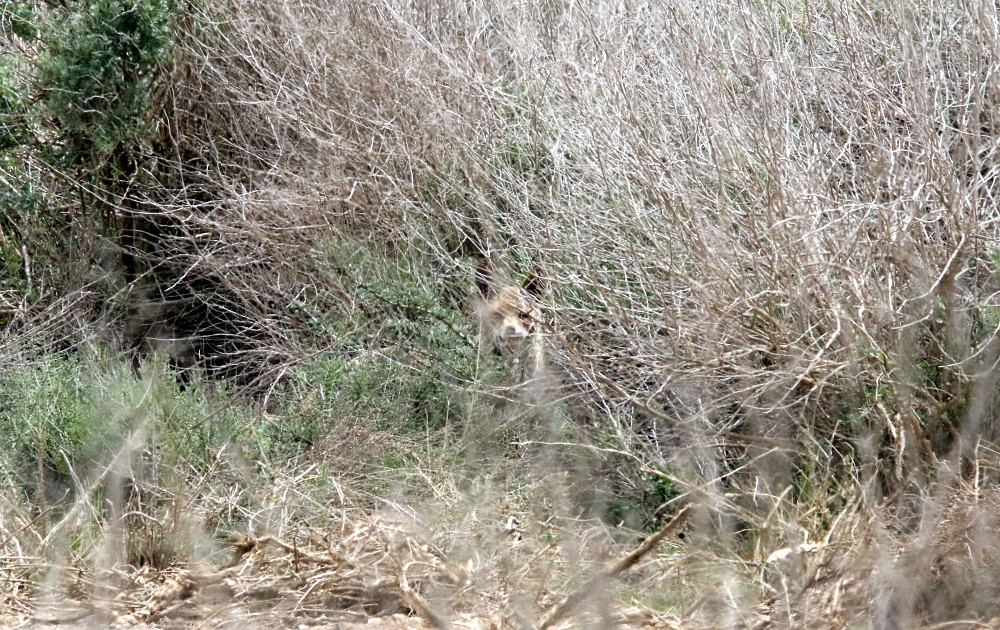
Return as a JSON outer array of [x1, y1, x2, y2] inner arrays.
[[492, 311, 505, 322], [519, 312, 533, 322]]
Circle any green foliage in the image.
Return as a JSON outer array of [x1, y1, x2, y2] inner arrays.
[[0, 49, 32, 151], [291, 328, 463, 440], [0, 351, 256, 503], [484, 79, 558, 236], [0, 184, 45, 301], [981, 302, 1000, 336], [603, 467, 680, 531], [0, 0, 176, 306], [35, 0, 172, 160], [0, 353, 112, 486], [299, 239, 476, 436], [1, 1, 36, 41], [0, 350, 297, 567]]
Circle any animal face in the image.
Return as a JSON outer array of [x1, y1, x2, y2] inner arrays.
[[482, 285, 543, 355], [476, 263, 545, 360]]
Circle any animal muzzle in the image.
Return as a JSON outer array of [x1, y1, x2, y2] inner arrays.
[[493, 329, 529, 354]]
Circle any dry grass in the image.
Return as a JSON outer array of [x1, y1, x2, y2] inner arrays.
[[5, 0, 1000, 627]]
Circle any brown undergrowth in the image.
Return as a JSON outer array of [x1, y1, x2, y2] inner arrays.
[[5, 0, 1000, 626], [7, 477, 1000, 629], [10, 501, 693, 629]]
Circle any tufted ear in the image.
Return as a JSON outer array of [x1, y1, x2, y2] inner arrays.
[[475, 261, 494, 299], [522, 268, 545, 299]]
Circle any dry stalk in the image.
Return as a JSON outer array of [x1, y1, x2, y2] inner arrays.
[[400, 572, 450, 630], [537, 504, 693, 630]]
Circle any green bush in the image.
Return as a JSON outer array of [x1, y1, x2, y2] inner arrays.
[[0, 351, 256, 503], [36, 0, 172, 161], [301, 240, 477, 436], [0, 0, 176, 317]]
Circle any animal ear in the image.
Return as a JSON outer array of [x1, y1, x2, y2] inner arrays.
[[522, 268, 544, 298], [475, 261, 493, 298]]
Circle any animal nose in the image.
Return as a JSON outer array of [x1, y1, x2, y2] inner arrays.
[[503, 325, 526, 339]]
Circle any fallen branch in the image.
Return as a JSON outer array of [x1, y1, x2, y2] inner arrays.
[[400, 573, 450, 630], [538, 504, 694, 630], [229, 532, 353, 567]]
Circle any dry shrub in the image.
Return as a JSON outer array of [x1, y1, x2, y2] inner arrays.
[[160, 0, 1000, 614], [169, 0, 1000, 474], [7, 0, 1000, 625], [873, 484, 1000, 627]]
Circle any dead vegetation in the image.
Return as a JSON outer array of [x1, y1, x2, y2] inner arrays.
[[5, 0, 1000, 627], [9, 482, 1000, 629], [12, 494, 692, 628]]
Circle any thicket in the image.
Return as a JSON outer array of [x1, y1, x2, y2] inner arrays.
[[3, 0, 1000, 626]]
